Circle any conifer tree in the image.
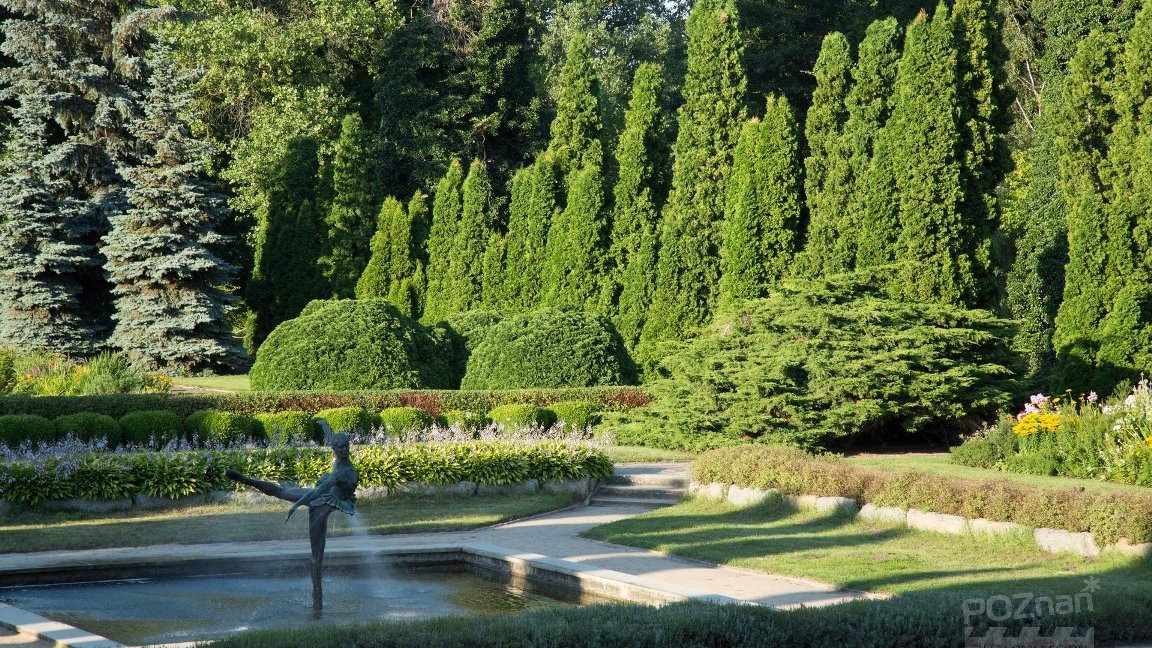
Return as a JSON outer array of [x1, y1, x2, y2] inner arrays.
[[443, 159, 491, 315], [408, 190, 431, 267], [605, 63, 669, 342], [718, 95, 801, 311], [421, 160, 465, 323], [795, 32, 853, 277], [887, 6, 975, 306], [101, 47, 244, 373], [541, 161, 607, 309], [323, 113, 377, 297], [547, 30, 603, 179], [480, 232, 507, 310], [844, 18, 902, 270], [0, 0, 139, 353], [641, 0, 746, 353], [356, 197, 407, 300], [244, 140, 325, 351], [503, 159, 558, 311]]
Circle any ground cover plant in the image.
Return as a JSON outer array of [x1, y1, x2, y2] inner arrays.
[[951, 381, 1152, 486]]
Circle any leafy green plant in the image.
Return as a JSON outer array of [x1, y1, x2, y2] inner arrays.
[[0, 414, 55, 447], [549, 401, 601, 435], [253, 411, 315, 445], [488, 404, 557, 430], [186, 409, 256, 446], [119, 410, 184, 446], [315, 406, 374, 440], [53, 413, 122, 446], [441, 409, 491, 433], [378, 407, 435, 439]]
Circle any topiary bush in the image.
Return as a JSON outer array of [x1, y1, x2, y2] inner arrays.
[[441, 409, 491, 433], [378, 407, 436, 439], [549, 401, 601, 435], [186, 409, 256, 446], [315, 406, 374, 441], [488, 404, 557, 430], [610, 274, 1020, 451], [253, 411, 315, 445], [461, 306, 638, 390], [0, 414, 55, 447], [53, 413, 122, 446], [119, 410, 184, 446], [250, 299, 456, 391]]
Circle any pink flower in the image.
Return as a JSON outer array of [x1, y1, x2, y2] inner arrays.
[[1029, 393, 1048, 405]]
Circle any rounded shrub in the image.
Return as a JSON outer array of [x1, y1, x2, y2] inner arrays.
[[254, 411, 315, 446], [250, 299, 456, 391], [315, 406, 374, 441], [461, 306, 638, 389], [442, 409, 492, 433], [0, 414, 55, 447], [186, 409, 256, 446], [378, 407, 436, 439], [119, 410, 184, 446], [549, 401, 601, 435], [488, 404, 557, 431], [54, 412, 122, 446], [435, 310, 505, 385]]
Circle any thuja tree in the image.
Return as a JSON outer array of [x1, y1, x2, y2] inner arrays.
[[503, 159, 557, 312], [887, 6, 977, 307], [0, 0, 137, 354], [480, 231, 506, 310], [641, 0, 746, 354], [718, 95, 801, 311], [794, 32, 853, 278], [323, 113, 377, 298], [421, 160, 464, 323], [846, 18, 902, 270], [101, 47, 245, 373], [357, 196, 425, 317], [541, 161, 607, 309], [443, 159, 491, 315], [546, 29, 603, 180], [606, 63, 669, 347]]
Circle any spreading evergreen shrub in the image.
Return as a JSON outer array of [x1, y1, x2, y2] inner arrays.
[[488, 404, 557, 430], [378, 407, 436, 438], [549, 401, 601, 435], [315, 406, 374, 440], [250, 299, 455, 391], [0, 415, 55, 447], [462, 307, 638, 390], [253, 411, 315, 445], [53, 413, 122, 446], [186, 409, 257, 446], [119, 410, 184, 446], [613, 274, 1020, 451]]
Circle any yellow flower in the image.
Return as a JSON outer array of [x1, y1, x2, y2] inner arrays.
[[1012, 412, 1062, 437]]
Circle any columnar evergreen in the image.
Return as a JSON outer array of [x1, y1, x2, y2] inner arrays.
[[101, 47, 244, 373], [605, 63, 669, 344], [718, 95, 801, 311], [356, 196, 422, 318], [0, 0, 136, 354], [541, 161, 607, 309], [641, 0, 747, 353], [443, 159, 491, 315], [887, 6, 976, 306], [547, 30, 603, 179], [845, 18, 902, 270], [795, 32, 853, 277], [421, 160, 465, 323], [480, 232, 507, 310], [323, 113, 376, 298], [503, 159, 558, 312]]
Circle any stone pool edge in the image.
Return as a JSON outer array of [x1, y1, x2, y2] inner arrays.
[[0, 543, 741, 648]]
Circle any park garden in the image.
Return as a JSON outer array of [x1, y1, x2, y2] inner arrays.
[[3, 0, 1152, 645]]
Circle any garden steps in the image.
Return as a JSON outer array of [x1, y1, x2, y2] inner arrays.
[[588, 462, 690, 508]]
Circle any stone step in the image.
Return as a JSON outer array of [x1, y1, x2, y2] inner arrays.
[[607, 474, 690, 488], [598, 484, 686, 499], [588, 495, 682, 508]]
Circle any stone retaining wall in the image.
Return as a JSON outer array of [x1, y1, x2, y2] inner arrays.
[[689, 481, 1152, 560]]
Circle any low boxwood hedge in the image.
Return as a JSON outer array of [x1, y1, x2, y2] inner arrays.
[[0, 415, 55, 447], [441, 409, 491, 433], [315, 406, 374, 439], [0, 441, 612, 506], [186, 409, 257, 446], [549, 401, 601, 434], [53, 413, 122, 446], [488, 404, 557, 430], [378, 407, 436, 438], [253, 411, 315, 445], [119, 410, 184, 446], [693, 445, 1152, 545]]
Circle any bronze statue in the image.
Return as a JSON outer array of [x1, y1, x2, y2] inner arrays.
[[225, 419, 358, 612]]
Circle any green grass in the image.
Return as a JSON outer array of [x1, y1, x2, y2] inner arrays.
[[0, 492, 576, 553], [845, 453, 1151, 495], [605, 445, 697, 463], [584, 496, 1152, 597], [169, 374, 251, 392]]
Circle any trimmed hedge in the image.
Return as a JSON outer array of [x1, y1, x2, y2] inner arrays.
[[441, 409, 491, 433], [250, 299, 456, 391], [0, 441, 613, 505], [0, 387, 651, 420], [315, 406, 374, 439], [186, 409, 257, 446], [0, 415, 54, 447], [488, 404, 557, 430], [119, 410, 184, 446], [54, 413, 122, 445], [461, 307, 639, 389], [378, 407, 436, 438], [693, 445, 1152, 545], [549, 401, 601, 434], [253, 411, 314, 445]]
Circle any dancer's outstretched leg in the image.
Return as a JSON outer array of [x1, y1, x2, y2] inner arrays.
[[225, 468, 307, 503]]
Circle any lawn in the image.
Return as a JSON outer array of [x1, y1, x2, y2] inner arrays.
[[168, 374, 251, 392], [604, 445, 697, 463], [844, 452, 1151, 495], [0, 492, 577, 553]]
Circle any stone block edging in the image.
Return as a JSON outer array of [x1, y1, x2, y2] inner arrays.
[[690, 480, 1151, 559]]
